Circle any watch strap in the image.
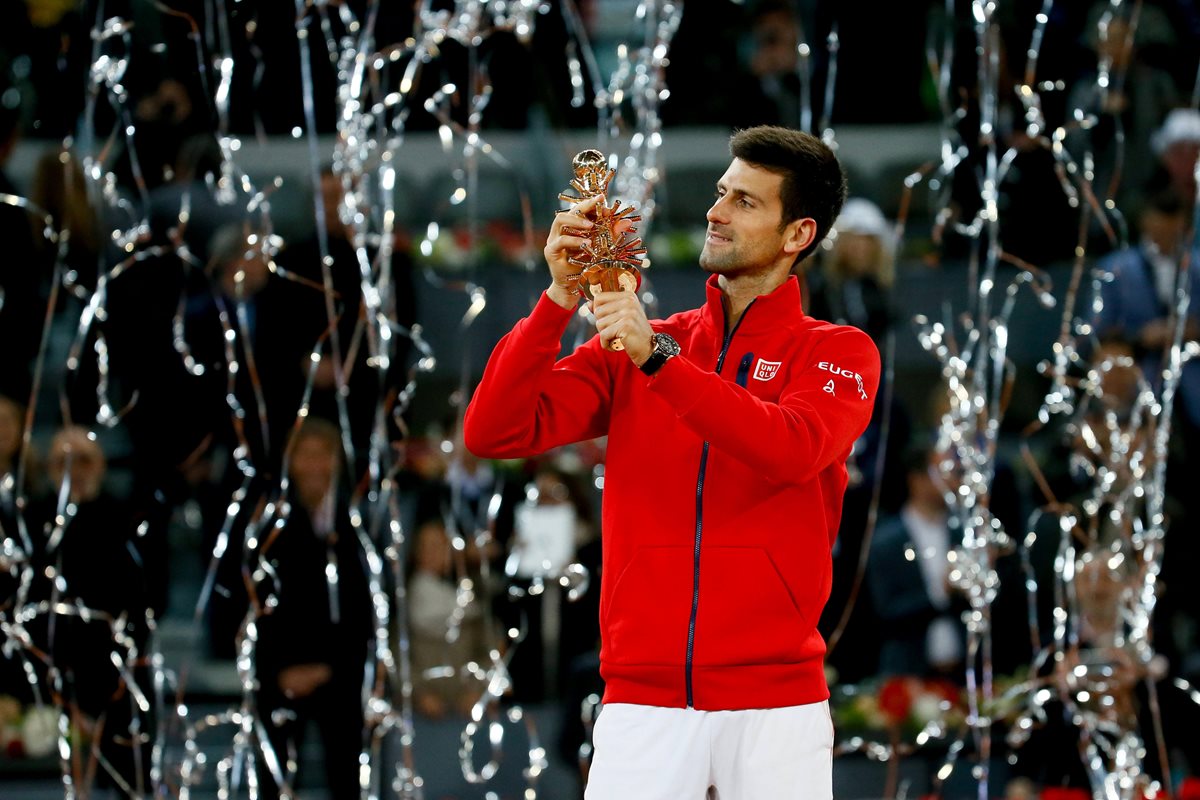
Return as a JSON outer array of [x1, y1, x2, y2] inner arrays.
[[639, 333, 678, 376]]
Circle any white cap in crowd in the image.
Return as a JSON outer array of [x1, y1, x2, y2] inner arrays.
[[834, 197, 891, 239], [1152, 108, 1200, 156]]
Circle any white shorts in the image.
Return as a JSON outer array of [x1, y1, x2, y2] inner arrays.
[[584, 701, 834, 800]]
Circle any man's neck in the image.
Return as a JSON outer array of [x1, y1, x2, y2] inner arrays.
[[904, 499, 946, 524], [718, 270, 789, 330]]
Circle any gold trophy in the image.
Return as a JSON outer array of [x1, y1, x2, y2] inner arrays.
[[559, 150, 646, 351]]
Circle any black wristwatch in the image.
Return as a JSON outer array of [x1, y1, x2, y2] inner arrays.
[[639, 332, 680, 376]]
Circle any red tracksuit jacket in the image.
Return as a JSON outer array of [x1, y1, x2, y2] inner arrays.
[[464, 275, 880, 710]]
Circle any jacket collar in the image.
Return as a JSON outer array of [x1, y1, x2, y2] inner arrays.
[[702, 273, 804, 336]]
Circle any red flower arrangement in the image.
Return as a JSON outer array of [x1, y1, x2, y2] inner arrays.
[[1039, 789, 1089, 800], [878, 676, 914, 724], [831, 675, 966, 740]]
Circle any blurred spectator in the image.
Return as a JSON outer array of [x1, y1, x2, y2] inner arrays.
[[183, 222, 294, 655], [408, 518, 489, 719], [148, 133, 243, 266], [996, 139, 1082, 266], [996, 37, 1084, 268], [191, 222, 287, 450], [396, 422, 529, 585], [1095, 190, 1200, 449], [867, 444, 966, 679], [45, 426, 106, 504], [1007, 542, 1200, 793], [183, 219, 353, 477], [809, 198, 906, 682], [685, 0, 936, 128], [274, 166, 418, 475], [0, 394, 23, 585], [28, 427, 149, 791], [28, 147, 125, 433], [257, 418, 372, 800], [1065, 3, 1179, 224], [1084, 340, 1145, 448], [1146, 108, 1200, 214], [0, 83, 43, 404], [0, 393, 20, 479], [1017, 333, 1200, 785], [936, 29, 1080, 264], [127, 77, 207, 191], [98, 216, 295, 631], [29, 148, 102, 276], [807, 197, 896, 343], [1024, 338, 1186, 674], [659, 2, 752, 126], [443, 443, 498, 540], [734, 0, 804, 128], [813, 0, 936, 124], [1093, 202, 1200, 688], [8, 1, 89, 137], [500, 463, 598, 703]]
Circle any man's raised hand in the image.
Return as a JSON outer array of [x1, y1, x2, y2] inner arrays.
[[545, 194, 604, 309]]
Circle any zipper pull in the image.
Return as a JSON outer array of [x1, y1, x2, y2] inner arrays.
[[735, 353, 754, 387]]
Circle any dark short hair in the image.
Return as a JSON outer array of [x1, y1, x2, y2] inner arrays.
[[1143, 189, 1186, 218], [729, 126, 847, 262], [208, 223, 248, 270], [901, 441, 933, 477], [750, 0, 796, 22], [294, 417, 342, 454], [0, 81, 21, 145], [175, 134, 223, 182]]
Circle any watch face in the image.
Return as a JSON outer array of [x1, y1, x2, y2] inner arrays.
[[656, 333, 681, 356]]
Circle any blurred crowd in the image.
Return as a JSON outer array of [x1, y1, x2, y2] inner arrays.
[[1, 0, 1200, 798]]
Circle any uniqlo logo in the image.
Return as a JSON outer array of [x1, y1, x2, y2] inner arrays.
[[754, 359, 782, 381]]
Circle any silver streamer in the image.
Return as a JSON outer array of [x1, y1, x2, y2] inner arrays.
[[557, 0, 683, 334], [597, 0, 682, 240], [1007, 2, 1199, 798], [0, 1, 686, 800], [863, 3, 1200, 800], [23, 3, 1199, 800]]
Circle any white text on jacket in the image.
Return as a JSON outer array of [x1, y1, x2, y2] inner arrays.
[[816, 362, 869, 400]]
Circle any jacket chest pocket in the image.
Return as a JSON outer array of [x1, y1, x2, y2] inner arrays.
[[734, 351, 785, 401]]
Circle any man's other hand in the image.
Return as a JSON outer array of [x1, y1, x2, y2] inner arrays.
[[545, 195, 604, 309], [592, 291, 653, 365], [278, 663, 333, 700]]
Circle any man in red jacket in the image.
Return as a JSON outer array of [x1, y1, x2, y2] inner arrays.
[[464, 126, 880, 799]]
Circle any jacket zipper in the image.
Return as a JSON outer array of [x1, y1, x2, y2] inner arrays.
[[686, 303, 755, 707], [735, 353, 754, 388]]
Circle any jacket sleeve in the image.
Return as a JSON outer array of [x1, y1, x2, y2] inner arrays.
[[464, 292, 613, 459], [645, 325, 880, 484]]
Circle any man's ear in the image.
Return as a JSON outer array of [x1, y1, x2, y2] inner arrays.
[[784, 218, 818, 256]]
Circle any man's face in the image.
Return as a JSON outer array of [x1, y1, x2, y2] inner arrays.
[[321, 173, 347, 240], [221, 251, 270, 299], [290, 434, 338, 507], [1141, 208, 1186, 256], [751, 11, 798, 77], [699, 159, 795, 278], [414, 521, 451, 576], [0, 402, 19, 463], [534, 471, 571, 506], [834, 232, 883, 278], [1096, 19, 1132, 68], [1163, 140, 1200, 187], [48, 429, 105, 504]]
